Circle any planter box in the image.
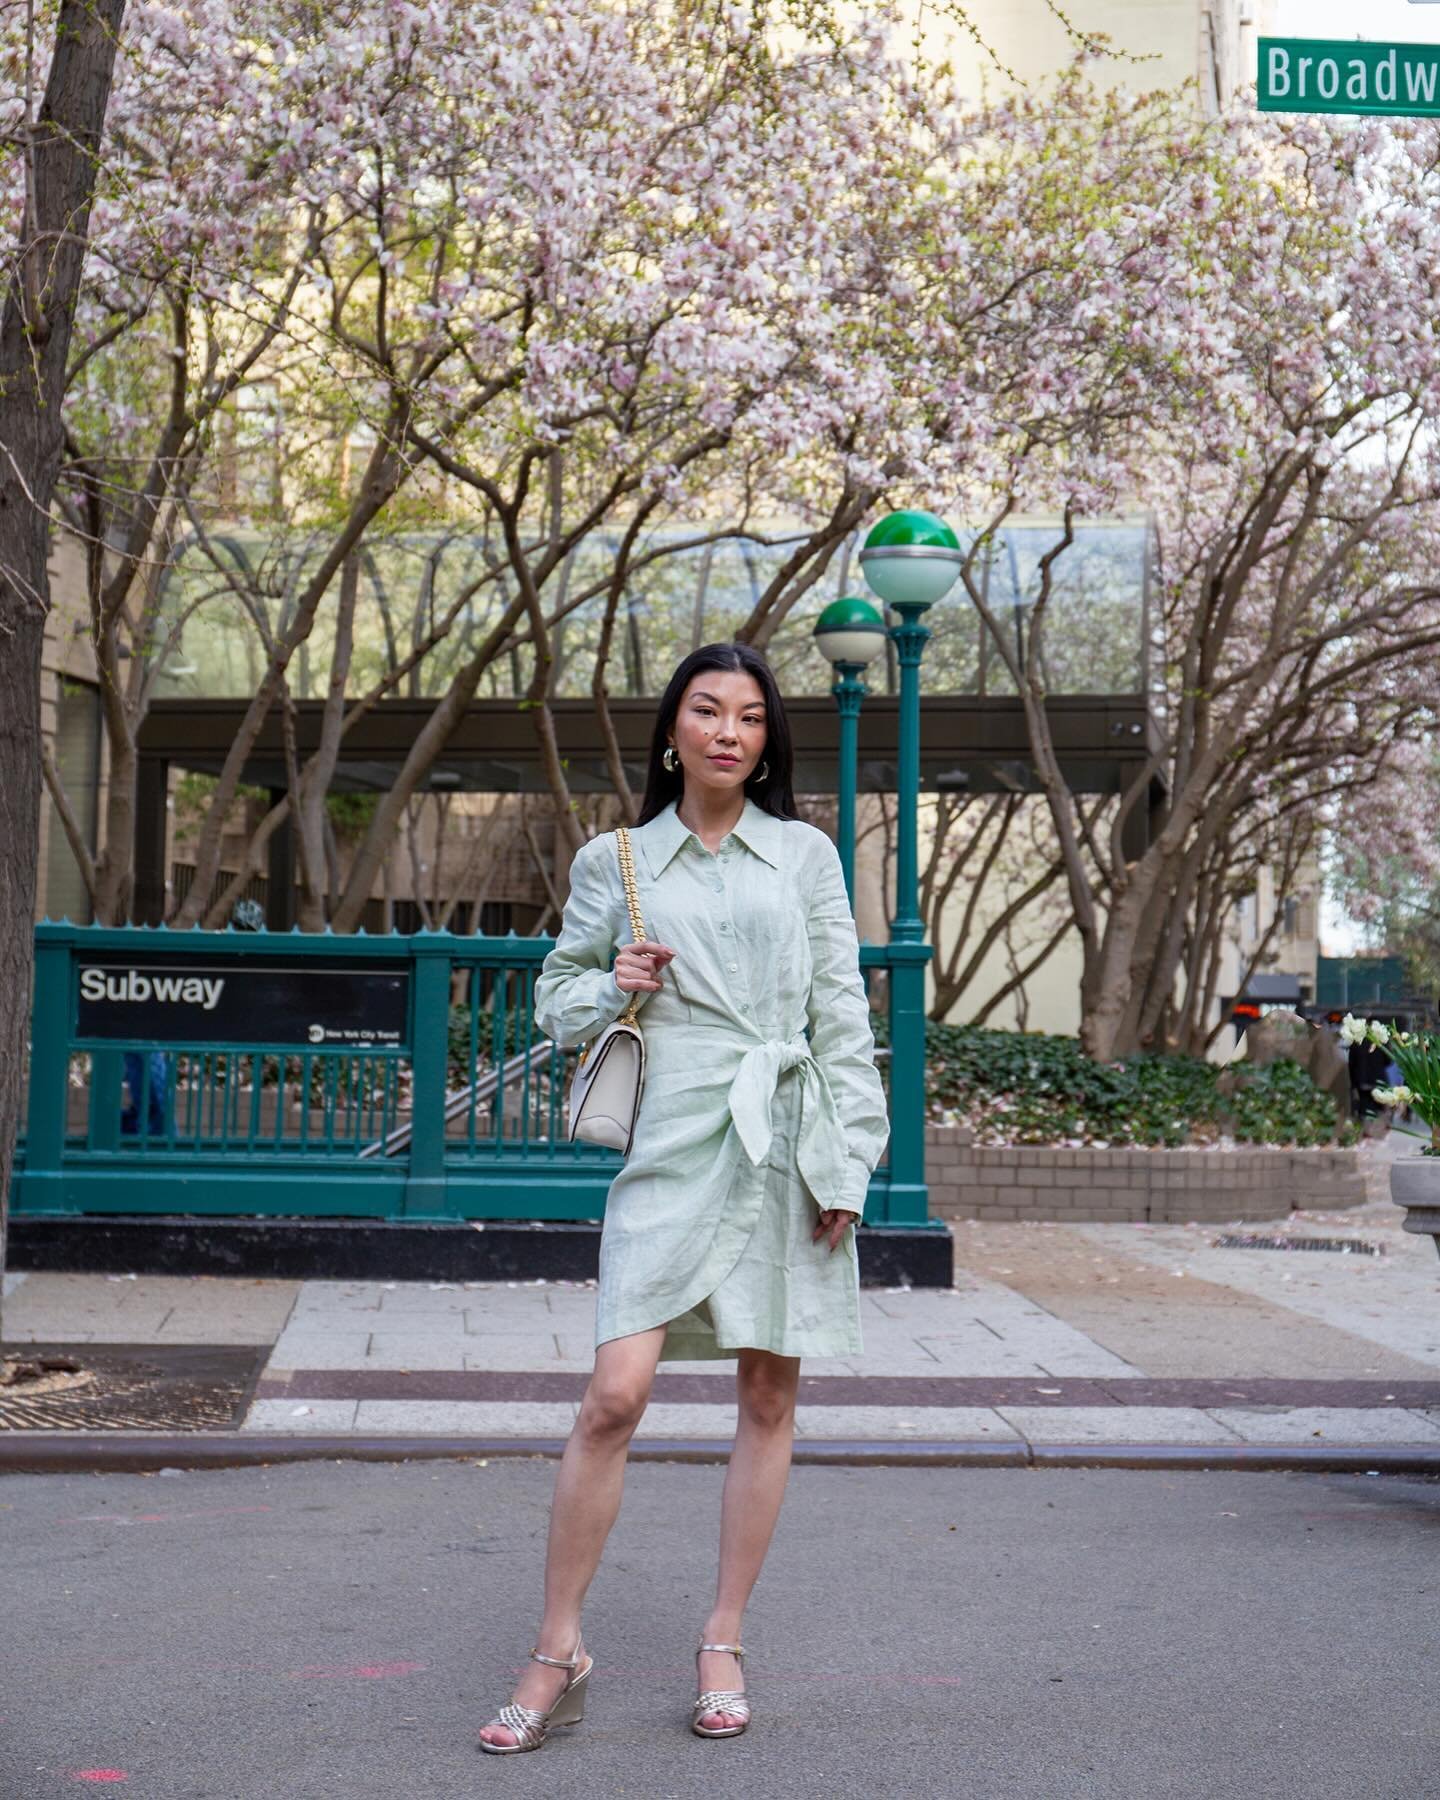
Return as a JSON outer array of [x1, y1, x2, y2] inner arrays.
[[1389, 1153, 1440, 1262], [924, 1127, 1366, 1224]]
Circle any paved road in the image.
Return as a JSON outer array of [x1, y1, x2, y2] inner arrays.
[[1, 1459, 1435, 1799]]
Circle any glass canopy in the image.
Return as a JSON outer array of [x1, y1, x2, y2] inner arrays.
[[150, 515, 1154, 704]]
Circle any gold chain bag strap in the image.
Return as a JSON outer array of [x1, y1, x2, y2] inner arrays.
[[566, 826, 647, 1157]]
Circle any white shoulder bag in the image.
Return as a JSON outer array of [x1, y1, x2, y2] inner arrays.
[[566, 825, 646, 1156]]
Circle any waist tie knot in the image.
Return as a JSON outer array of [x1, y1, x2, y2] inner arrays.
[[725, 1031, 847, 1210]]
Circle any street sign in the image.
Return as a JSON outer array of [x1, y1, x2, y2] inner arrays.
[[74, 953, 411, 1048], [1259, 36, 1440, 116]]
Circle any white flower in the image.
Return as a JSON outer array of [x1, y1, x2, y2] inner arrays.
[[1368, 1021, 1390, 1047], [1338, 1013, 1367, 1045], [1373, 1084, 1411, 1107]]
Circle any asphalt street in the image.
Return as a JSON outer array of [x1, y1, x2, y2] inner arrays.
[[1, 1458, 1435, 1800]]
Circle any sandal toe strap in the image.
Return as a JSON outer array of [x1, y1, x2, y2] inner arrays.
[[694, 1689, 751, 1719], [492, 1701, 548, 1747]]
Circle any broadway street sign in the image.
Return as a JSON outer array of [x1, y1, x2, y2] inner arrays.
[[1259, 36, 1440, 116]]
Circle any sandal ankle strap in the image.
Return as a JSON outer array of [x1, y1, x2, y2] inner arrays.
[[697, 1641, 744, 1662], [529, 1644, 583, 1671]]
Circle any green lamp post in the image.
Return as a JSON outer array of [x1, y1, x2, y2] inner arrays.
[[859, 509, 963, 1228], [813, 595, 887, 906]]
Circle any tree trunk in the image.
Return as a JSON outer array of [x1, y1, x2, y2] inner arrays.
[[0, 0, 128, 1322], [295, 553, 359, 930], [171, 418, 413, 927], [93, 719, 138, 923], [329, 582, 531, 930]]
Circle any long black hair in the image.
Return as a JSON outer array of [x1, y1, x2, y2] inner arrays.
[[633, 642, 798, 826]]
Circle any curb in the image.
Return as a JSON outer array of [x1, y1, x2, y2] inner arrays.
[[7, 1216, 958, 1290], [1, 1433, 1437, 1477]]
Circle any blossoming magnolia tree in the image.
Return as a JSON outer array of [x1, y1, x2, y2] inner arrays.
[[944, 105, 1440, 1062], [20, 14, 1228, 942], [15, 0, 989, 933], [1328, 739, 1440, 999]]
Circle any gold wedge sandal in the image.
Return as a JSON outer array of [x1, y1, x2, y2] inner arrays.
[[692, 1639, 751, 1739], [477, 1640, 592, 1755]]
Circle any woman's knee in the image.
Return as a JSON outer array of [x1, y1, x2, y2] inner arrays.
[[579, 1374, 650, 1440], [737, 1357, 798, 1431]]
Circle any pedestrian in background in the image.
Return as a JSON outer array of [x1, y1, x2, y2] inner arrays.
[[477, 642, 888, 1753], [120, 1049, 170, 1138]]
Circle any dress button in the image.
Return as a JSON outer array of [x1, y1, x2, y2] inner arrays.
[[727, 962, 738, 973]]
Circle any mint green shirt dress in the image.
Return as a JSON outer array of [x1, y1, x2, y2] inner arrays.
[[532, 797, 890, 1362]]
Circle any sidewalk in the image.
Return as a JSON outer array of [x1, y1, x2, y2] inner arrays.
[[4, 1138, 1436, 1467]]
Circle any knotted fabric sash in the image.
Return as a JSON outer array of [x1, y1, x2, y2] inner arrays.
[[724, 1030, 848, 1212]]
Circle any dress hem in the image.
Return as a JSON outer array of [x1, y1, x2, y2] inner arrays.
[[595, 1320, 864, 1362]]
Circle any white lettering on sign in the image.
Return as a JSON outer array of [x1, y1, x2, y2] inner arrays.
[[1262, 36, 1440, 117], [79, 967, 225, 1011], [1377, 48, 1398, 102], [1271, 43, 1408, 104]]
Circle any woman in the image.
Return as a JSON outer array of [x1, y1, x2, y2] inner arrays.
[[477, 642, 889, 1753]]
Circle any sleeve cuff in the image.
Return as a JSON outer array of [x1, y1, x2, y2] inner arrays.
[[837, 1154, 872, 1220]]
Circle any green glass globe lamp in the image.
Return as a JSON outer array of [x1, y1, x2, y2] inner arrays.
[[813, 595, 888, 667], [858, 510, 963, 610]]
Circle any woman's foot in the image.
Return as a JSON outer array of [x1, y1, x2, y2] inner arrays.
[[695, 1643, 746, 1732], [477, 1638, 588, 1750]]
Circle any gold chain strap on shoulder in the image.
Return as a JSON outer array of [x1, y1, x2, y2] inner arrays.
[[615, 826, 646, 943], [614, 826, 646, 1026]]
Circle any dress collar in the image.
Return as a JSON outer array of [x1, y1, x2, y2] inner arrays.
[[635, 795, 784, 876]]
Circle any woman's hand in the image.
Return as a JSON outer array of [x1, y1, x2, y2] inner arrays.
[[812, 1208, 859, 1252], [613, 939, 676, 993]]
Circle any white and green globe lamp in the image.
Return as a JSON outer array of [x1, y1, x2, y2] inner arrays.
[[858, 510, 963, 945], [813, 595, 887, 906], [858, 510, 962, 1232]]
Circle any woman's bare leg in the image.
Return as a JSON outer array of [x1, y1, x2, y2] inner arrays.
[[697, 1348, 801, 1730], [478, 1323, 667, 1747]]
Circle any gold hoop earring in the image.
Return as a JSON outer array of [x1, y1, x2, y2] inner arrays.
[[663, 745, 678, 772]]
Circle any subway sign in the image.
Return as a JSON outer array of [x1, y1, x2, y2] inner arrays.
[[74, 954, 410, 1049], [1259, 36, 1440, 116]]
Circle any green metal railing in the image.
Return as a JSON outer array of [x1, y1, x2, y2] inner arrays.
[[12, 922, 931, 1226]]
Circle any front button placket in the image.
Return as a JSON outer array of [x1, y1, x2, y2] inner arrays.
[[717, 841, 750, 1016]]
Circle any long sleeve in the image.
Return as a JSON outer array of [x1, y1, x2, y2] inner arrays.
[[533, 834, 632, 1049], [804, 832, 890, 1219]]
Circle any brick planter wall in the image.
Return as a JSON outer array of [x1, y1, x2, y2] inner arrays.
[[925, 1126, 1367, 1223]]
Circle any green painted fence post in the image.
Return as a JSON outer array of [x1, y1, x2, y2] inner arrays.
[[403, 938, 453, 1219], [89, 1052, 123, 1152], [18, 927, 74, 1214]]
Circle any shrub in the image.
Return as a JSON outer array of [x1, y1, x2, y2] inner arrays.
[[868, 1017, 1350, 1148]]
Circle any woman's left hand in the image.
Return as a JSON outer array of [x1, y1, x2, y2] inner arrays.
[[813, 1208, 859, 1252]]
